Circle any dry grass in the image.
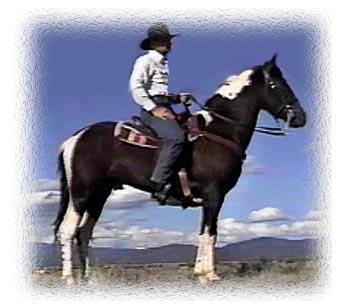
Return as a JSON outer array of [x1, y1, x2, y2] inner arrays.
[[31, 261, 320, 289], [30, 260, 326, 299]]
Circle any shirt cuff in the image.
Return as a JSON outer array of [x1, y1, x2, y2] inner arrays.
[[142, 100, 157, 112]]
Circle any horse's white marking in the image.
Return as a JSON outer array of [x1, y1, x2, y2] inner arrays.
[[61, 128, 89, 188], [59, 128, 89, 279], [196, 110, 214, 126], [113, 121, 124, 137], [194, 226, 217, 277], [215, 69, 253, 100], [60, 204, 81, 277], [78, 214, 97, 278], [194, 234, 206, 274], [79, 211, 89, 228], [192, 197, 203, 204]]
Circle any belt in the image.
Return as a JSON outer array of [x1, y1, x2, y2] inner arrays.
[[151, 95, 172, 107], [152, 94, 182, 105]]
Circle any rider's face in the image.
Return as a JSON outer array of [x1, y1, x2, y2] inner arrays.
[[152, 40, 172, 54]]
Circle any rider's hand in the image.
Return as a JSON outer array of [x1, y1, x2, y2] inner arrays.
[[179, 93, 194, 106], [151, 106, 176, 120]]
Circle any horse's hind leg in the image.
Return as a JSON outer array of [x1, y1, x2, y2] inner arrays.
[[76, 187, 111, 279], [59, 198, 82, 284], [59, 128, 89, 284], [76, 211, 93, 279]]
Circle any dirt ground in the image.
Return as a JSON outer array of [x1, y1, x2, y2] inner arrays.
[[28, 261, 328, 300]]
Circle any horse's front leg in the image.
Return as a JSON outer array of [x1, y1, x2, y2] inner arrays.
[[194, 193, 223, 282]]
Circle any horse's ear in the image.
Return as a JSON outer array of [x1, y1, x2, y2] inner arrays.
[[270, 53, 277, 65], [263, 53, 278, 71]]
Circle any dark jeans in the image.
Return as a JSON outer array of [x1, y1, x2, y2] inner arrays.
[[140, 108, 186, 185]]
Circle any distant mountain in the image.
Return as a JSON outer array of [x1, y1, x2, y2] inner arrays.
[[31, 237, 319, 269], [218, 237, 318, 261]]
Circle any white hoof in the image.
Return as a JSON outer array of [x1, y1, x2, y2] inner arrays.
[[198, 275, 209, 284], [194, 263, 203, 275], [61, 275, 75, 285], [197, 271, 221, 283], [206, 271, 221, 281]]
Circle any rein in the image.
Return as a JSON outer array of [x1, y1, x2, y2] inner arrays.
[[187, 115, 245, 159], [191, 98, 294, 136]]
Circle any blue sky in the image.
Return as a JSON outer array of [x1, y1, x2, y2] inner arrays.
[[30, 20, 322, 248]]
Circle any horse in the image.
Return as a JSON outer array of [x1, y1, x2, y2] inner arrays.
[[53, 54, 306, 284]]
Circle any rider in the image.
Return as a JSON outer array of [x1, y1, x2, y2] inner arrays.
[[129, 23, 192, 203]]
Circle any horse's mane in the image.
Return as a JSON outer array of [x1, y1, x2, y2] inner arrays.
[[204, 65, 263, 107]]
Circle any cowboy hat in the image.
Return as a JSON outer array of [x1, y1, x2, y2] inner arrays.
[[140, 23, 179, 50]]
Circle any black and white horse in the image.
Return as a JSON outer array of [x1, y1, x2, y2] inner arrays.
[[54, 55, 306, 284]]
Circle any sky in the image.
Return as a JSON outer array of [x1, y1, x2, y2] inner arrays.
[[29, 18, 323, 249]]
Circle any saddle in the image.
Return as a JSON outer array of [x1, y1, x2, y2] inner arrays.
[[113, 113, 204, 149], [113, 116, 160, 149], [114, 113, 244, 157]]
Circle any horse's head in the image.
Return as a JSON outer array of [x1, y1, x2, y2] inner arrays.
[[260, 54, 306, 128]]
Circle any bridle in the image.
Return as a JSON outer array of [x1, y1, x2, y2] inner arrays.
[[261, 69, 296, 135], [190, 70, 296, 136]]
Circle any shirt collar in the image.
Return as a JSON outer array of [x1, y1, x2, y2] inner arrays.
[[148, 50, 167, 64]]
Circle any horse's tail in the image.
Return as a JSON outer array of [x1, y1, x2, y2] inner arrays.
[[53, 149, 69, 243]]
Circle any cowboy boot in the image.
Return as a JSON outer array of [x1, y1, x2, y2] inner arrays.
[[151, 183, 172, 205]]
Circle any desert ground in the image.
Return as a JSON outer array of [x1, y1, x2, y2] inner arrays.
[[29, 260, 328, 300]]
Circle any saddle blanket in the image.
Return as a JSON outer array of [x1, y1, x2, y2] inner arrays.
[[113, 121, 160, 149], [113, 111, 213, 149]]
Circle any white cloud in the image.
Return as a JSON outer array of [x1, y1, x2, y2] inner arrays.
[[248, 206, 287, 222], [288, 220, 320, 237], [29, 182, 152, 210], [105, 186, 151, 208], [34, 214, 321, 249], [242, 154, 265, 174], [31, 178, 60, 192], [119, 226, 191, 248], [304, 210, 324, 221], [28, 178, 62, 205], [92, 223, 197, 249], [28, 191, 61, 205], [217, 217, 320, 246], [35, 234, 54, 244], [88, 215, 321, 249]]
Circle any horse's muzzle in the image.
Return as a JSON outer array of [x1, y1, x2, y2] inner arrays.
[[289, 108, 307, 128]]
